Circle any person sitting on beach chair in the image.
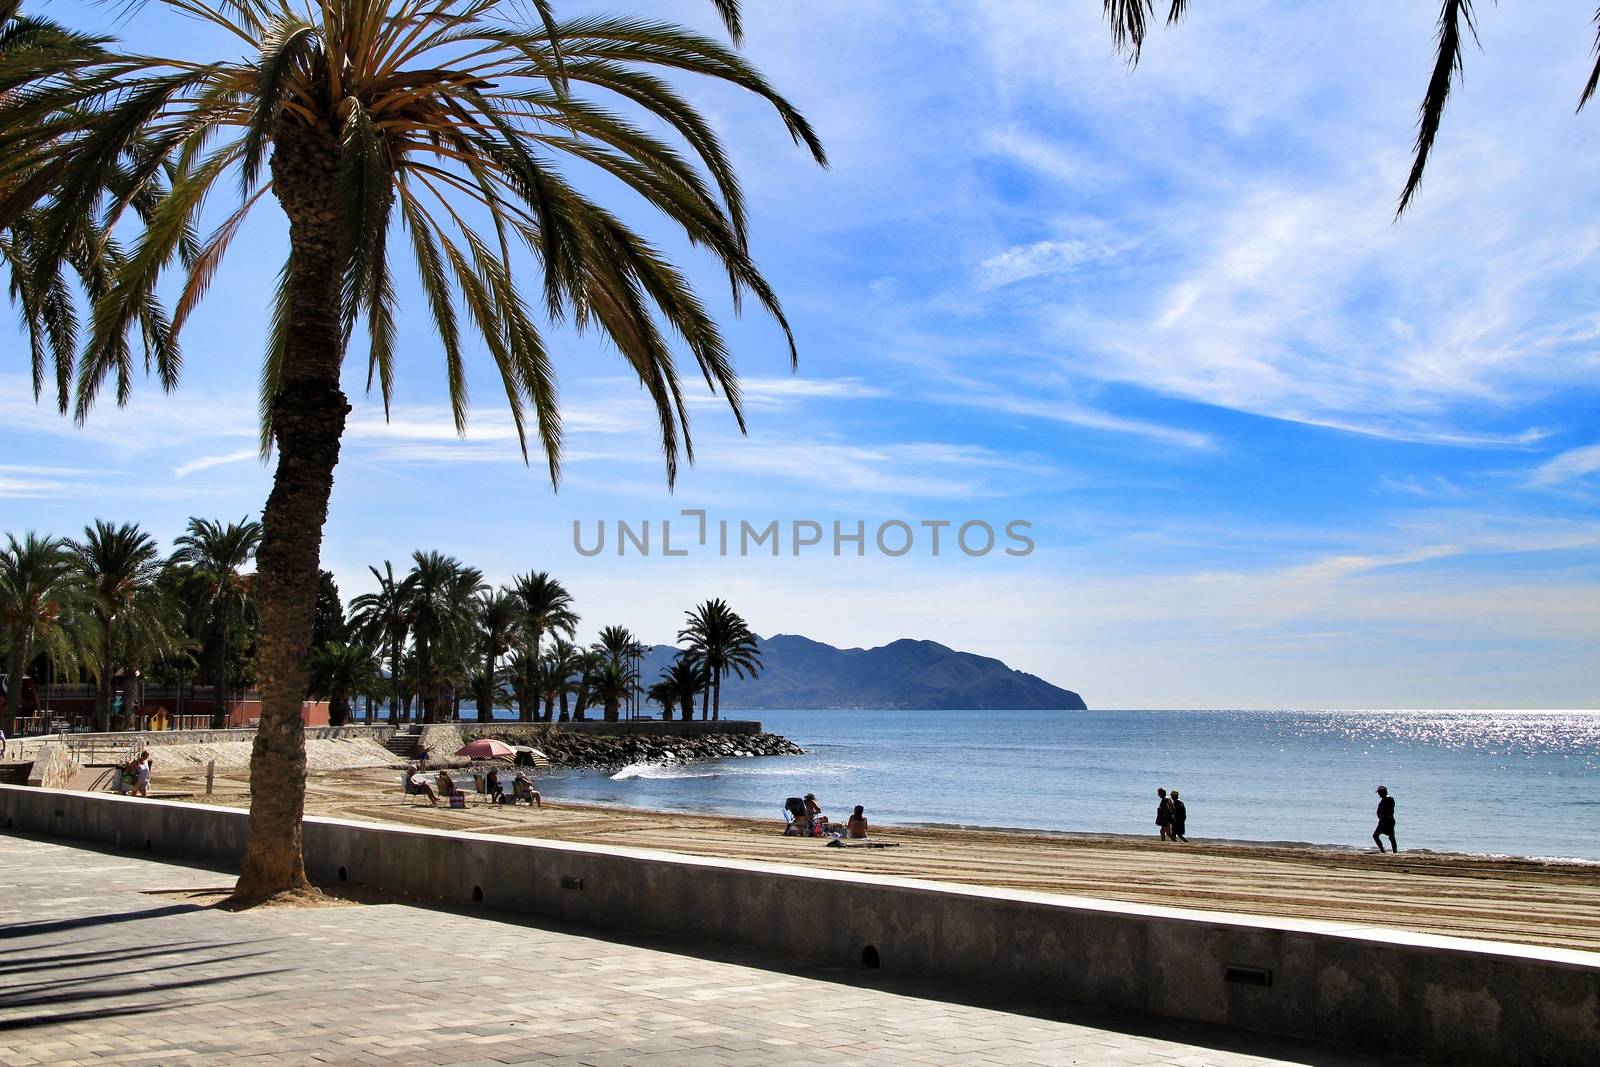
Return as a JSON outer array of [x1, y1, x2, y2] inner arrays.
[[783, 796, 810, 835], [405, 767, 439, 806], [803, 793, 829, 834], [484, 767, 502, 803], [435, 769, 460, 800], [513, 769, 542, 807]]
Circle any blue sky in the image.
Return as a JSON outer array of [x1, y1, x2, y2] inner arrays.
[[3, 1, 1598, 708]]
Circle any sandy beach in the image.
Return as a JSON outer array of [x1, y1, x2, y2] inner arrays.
[[158, 760, 1600, 953]]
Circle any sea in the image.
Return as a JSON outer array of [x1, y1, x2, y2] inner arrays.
[[518, 708, 1600, 862]]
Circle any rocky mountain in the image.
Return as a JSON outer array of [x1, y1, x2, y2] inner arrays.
[[639, 634, 1085, 711]]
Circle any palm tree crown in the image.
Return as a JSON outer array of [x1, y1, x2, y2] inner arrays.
[[68, 520, 174, 728], [678, 597, 759, 721], [0, 531, 78, 725]]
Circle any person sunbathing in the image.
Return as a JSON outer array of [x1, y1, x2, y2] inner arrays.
[[435, 770, 457, 798], [847, 805, 869, 839]]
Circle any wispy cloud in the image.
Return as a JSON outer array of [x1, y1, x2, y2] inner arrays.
[[975, 238, 1113, 290], [174, 448, 259, 479], [1529, 443, 1600, 487]]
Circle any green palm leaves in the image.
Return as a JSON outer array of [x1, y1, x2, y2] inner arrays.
[[0, 532, 79, 722], [69, 520, 177, 728], [0, 0, 826, 480], [678, 596, 759, 721]]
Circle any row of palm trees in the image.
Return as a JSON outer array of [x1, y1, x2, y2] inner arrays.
[[0, 518, 269, 731], [0, 520, 763, 731], [332, 553, 761, 726]]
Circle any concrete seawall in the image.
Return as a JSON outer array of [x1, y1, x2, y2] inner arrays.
[[2, 785, 1595, 1064]]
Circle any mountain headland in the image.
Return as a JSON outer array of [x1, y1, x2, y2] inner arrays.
[[640, 634, 1086, 711]]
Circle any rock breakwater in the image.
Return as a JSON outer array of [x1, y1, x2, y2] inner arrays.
[[466, 728, 803, 770]]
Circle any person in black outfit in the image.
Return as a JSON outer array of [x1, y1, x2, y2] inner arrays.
[[1373, 785, 1397, 853], [1170, 789, 1187, 842], [1155, 787, 1173, 841]]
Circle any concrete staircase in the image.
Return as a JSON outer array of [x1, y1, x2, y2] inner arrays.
[[384, 727, 420, 762]]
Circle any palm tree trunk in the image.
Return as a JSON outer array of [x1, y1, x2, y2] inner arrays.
[[390, 637, 401, 724], [558, 689, 569, 722], [3, 644, 25, 735], [478, 650, 493, 723], [233, 130, 352, 904], [713, 675, 721, 721], [700, 683, 709, 721], [208, 624, 228, 729], [604, 694, 619, 722]]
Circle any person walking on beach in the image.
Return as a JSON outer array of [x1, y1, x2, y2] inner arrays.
[[1373, 785, 1397, 853], [1156, 787, 1174, 841], [1170, 790, 1188, 842]]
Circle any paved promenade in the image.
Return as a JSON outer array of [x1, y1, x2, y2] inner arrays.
[[0, 833, 1422, 1066]]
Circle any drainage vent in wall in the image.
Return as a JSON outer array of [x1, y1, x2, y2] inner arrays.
[[861, 945, 880, 969], [1224, 965, 1272, 988], [472, 885, 484, 903], [144, 839, 153, 851], [561, 876, 583, 891], [337, 866, 348, 882]]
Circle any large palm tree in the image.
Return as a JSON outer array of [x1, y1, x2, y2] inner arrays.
[[0, 2, 822, 901], [406, 551, 483, 724], [171, 517, 262, 728], [510, 571, 577, 721], [678, 598, 759, 721], [0, 531, 78, 732], [473, 589, 519, 723], [348, 560, 414, 724], [69, 520, 174, 730], [1100, 1, 1600, 214]]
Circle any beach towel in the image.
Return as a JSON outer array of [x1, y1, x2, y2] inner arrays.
[[825, 839, 900, 849]]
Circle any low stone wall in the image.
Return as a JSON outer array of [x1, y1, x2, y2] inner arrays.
[[23, 743, 74, 789], [2, 785, 1595, 1065]]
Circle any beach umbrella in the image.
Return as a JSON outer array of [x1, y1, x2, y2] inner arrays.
[[455, 739, 515, 761], [510, 746, 551, 769]]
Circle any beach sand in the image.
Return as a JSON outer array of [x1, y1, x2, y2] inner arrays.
[[163, 762, 1600, 953]]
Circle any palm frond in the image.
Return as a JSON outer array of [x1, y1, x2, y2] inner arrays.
[[1397, 0, 1478, 217]]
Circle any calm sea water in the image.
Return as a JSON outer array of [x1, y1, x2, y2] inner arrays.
[[531, 709, 1600, 861]]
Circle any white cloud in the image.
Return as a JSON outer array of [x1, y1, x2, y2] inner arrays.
[[976, 238, 1111, 290], [1529, 443, 1600, 487], [174, 448, 259, 479]]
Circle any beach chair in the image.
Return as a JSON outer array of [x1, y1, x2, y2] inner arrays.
[[401, 777, 429, 806], [782, 796, 811, 836]]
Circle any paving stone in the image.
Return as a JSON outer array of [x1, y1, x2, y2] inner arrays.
[[0, 832, 1429, 1066]]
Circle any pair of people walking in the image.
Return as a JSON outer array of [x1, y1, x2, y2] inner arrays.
[[1156, 787, 1187, 842]]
